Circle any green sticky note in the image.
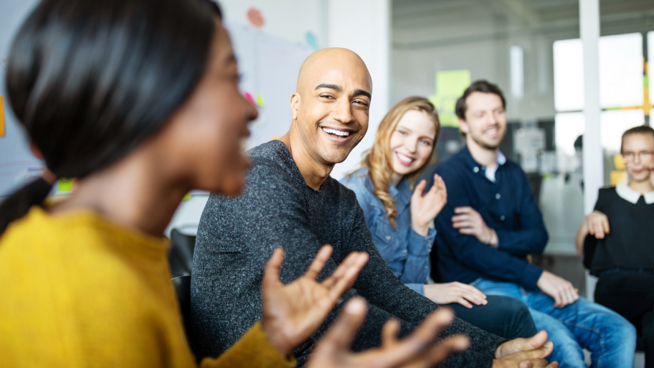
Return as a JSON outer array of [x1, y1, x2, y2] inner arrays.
[[183, 192, 192, 201], [429, 70, 471, 128], [58, 178, 74, 192]]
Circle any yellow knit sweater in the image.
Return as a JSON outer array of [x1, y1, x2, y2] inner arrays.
[[0, 207, 295, 368]]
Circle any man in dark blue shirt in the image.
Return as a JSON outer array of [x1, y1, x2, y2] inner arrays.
[[432, 80, 636, 368]]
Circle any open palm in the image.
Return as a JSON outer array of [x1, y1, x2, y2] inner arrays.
[[260, 245, 369, 355], [308, 299, 470, 368], [411, 174, 447, 234]]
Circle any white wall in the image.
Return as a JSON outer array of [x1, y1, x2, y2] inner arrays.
[[329, 0, 391, 180], [217, 0, 327, 48], [167, 0, 392, 234]]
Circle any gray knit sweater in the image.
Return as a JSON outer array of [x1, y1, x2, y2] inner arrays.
[[191, 140, 505, 367]]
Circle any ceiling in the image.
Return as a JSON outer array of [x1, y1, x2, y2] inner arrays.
[[393, 0, 654, 49]]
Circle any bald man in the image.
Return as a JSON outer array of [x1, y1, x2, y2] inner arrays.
[[191, 48, 556, 368]]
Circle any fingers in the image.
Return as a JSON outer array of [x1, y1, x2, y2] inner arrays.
[[304, 245, 333, 280], [546, 363, 560, 368], [445, 282, 486, 306], [422, 334, 470, 366], [315, 297, 368, 354], [515, 340, 553, 362], [457, 297, 473, 308], [381, 318, 401, 347], [381, 308, 458, 365], [594, 219, 605, 239], [322, 250, 361, 288], [554, 281, 577, 308], [526, 331, 549, 350], [434, 174, 446, 191], [451, 214, 469, 225], [262, 248, 284, 290], [552, 292, 563, 308], [323, 252, 369, 302], [458, 286, 487, 306], [561, 287, 578, 307], [413, 180, 427, 199], [601, 217, 610, 235], [454, 206, 472, 214]]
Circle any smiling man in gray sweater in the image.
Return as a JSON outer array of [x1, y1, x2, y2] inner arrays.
[[191, 47, 557, 368]]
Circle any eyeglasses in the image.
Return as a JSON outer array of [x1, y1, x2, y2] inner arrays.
[[622, 150, 654, 162]]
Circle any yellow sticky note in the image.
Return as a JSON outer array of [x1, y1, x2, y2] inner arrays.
[[610, 171, 628, 186], [0, 95, 5, 137], [436, 70, 471, 97], [256, 94, 265, 107], [58, 178, 74, 192], [613, 154, 625, 170], [183, 192, 192, 200]]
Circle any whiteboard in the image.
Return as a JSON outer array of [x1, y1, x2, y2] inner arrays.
[[0, 3, 312, 196], [0, 0, 42, 197]]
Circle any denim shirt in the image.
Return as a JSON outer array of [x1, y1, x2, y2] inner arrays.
[[340, 167, 436, 295]]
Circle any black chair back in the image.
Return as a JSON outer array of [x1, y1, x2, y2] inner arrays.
[[172, 275, 193, 343], [168, 228, 196, 277]]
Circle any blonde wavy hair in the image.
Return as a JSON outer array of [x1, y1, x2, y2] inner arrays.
[[350, 96, 440, 227]]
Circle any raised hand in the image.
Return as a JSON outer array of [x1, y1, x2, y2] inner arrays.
[[410, 174, 447, 236], [308, 298, 470, 368], [424, 282, 487, 308], [261, 246, 369, 355], [493, 331, 558, 368], [536, 271, 579, 308], [452, 206, 498, 246]]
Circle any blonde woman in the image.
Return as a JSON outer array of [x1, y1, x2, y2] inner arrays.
[[341, 96, 537, 340]]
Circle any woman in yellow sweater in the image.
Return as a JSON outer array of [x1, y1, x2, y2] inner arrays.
[[0, 0, 472, 367]]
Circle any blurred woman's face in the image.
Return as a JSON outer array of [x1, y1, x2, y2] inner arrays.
[[388, 109, 436, 178], [159, 21, 258, 196], [622, 133, 654, 183]]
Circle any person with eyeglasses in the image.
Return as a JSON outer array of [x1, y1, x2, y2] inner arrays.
[[576, 125, 654, 368]]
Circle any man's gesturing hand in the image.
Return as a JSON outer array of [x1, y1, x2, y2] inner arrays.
[[493, 331, 558, 368], [309, 300, 470, 368], [261, 245, 369, 355]]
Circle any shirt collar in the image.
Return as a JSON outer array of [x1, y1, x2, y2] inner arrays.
[[616, 183, 654, 204], [461, 146, 507, 180]]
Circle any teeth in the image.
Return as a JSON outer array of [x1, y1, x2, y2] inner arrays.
[[322, 128, 350, 137], [397, 153, 413, 163]]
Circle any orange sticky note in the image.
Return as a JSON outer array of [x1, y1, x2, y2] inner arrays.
[[0, 95, 5, 137]]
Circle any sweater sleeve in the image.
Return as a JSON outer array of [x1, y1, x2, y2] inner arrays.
[[434, 167, 544, 290], [494, 169, 549, 257], [200, 322, 295, 368]]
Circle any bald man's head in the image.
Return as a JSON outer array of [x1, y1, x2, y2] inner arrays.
[[288, 48, 373, 168], [296, 48, 372, 93]]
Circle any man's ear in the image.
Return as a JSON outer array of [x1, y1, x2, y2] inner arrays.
[[290, 92, 301, 120], [458, 118, 469, 135]]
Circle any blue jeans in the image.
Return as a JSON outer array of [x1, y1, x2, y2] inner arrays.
[[472, 278, 636, 368]]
